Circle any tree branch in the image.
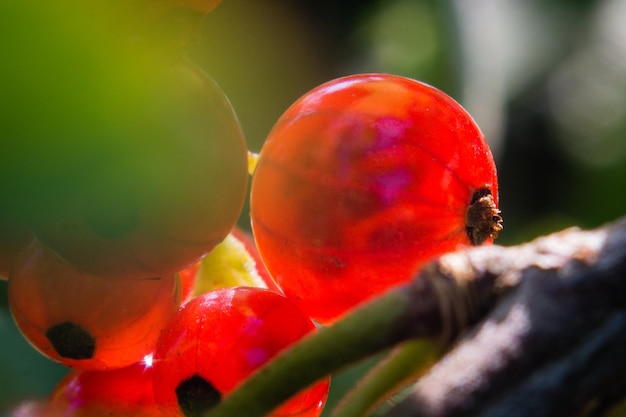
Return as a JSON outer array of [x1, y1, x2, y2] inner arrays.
[[385, 217, 626, 417], [205, 217, 626, 417]]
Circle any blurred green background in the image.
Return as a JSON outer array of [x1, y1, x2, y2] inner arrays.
[[2, 0, 626, 413]]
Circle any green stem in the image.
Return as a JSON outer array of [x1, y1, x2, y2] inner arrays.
[[204, 281, 443, 417], [330, 339, 438, 417]]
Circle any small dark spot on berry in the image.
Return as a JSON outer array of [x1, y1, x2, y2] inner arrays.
[[176, 374, 221, 417], [46, 321, 96, 360]]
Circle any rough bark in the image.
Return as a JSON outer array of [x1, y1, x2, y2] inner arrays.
[[206, 217, 626, 417], [385, 217, 626, 417]]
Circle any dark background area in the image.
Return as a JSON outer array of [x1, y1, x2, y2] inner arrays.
[[2, 0, 626, 413]]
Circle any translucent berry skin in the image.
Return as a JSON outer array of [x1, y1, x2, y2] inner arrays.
[[47, 359, 160, 417], [23, 59, 248, 280], [8, 240, 181, 370], [250, 73, 499, 324], [152, 287, 329, 417], [2, 3, 248, 279]]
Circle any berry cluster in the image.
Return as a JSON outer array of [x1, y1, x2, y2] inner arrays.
[[2, 1, 501, 416], [2, 2, 327, 416]]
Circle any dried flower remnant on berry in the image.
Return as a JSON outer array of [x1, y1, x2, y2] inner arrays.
[[465, 188, 503, 245]]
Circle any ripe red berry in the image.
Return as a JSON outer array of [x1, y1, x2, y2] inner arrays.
[[250, 73, 502, 324], [8, 239, 181, 370], [152, 287, 330, 417], [47, 358, 160, 417]]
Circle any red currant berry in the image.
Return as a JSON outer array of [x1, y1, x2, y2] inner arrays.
[[8, 240, 181, 370], [250, 73, 502, 324], [47, 358, 160, 417], [18, 56, 248, 280], [152, 287, 330, 417]]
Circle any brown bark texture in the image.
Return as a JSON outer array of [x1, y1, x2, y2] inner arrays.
[[384, 217, 626, 417]]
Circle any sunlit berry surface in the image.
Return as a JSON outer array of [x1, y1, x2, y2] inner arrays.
[[8, 240, 181, 371], [250, 73, 499, 324], [152, 287, 330, 417], [47, 359, 160, 417]]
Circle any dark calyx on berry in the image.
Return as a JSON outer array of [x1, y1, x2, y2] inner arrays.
[[46, 321, 96, 360], [465, 188, 503, 245], [176, 374, 222, 417]]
